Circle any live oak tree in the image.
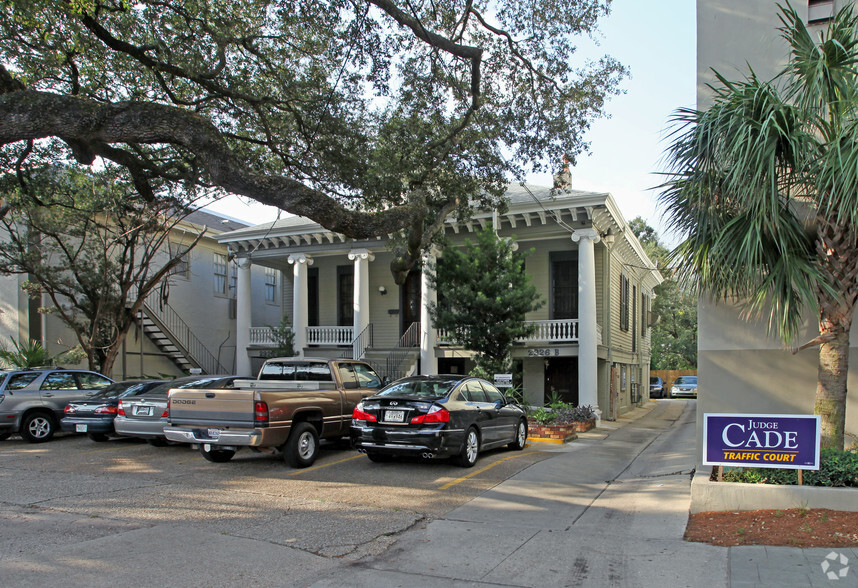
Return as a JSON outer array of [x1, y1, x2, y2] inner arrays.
[[0, 166, 204, 377], [660, 5, 858, 449], [427, 226, 543, 376], [0, 0, 625, 282]]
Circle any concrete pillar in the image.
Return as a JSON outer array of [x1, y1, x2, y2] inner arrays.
[[235, 258, 253, 377], [420, 249, 438, 375], [288, 254, 313, 358], [572, 228, 601, 422], [348, 249, 374, 358]]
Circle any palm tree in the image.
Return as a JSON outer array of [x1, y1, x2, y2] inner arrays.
[[659, 3, 858, 450]]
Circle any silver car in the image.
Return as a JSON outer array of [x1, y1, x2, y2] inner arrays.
[[114, 375, 239, 446], [0, 368, 114, 442], [670, 376, 698, 398]]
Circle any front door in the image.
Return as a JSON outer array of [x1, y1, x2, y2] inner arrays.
[[544, 357, 578, 405], [400, 270, 421, 336]]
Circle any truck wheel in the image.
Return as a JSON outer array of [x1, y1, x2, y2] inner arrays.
[[21, 411, 55, 443], [199, 443, 236, 463], [284, 422, 319, 468], [88, 433, 109, 442]]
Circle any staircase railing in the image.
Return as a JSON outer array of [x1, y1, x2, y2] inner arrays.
[[351, 323, 374, 360], [385, 322, 420, 380], [133, 287, 229, 375]]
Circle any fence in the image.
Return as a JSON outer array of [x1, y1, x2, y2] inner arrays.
[[651, 369, 697, 391]]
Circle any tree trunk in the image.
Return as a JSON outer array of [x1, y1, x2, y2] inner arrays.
[[815, 318, 849, 450]]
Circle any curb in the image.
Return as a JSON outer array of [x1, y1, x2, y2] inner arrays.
[[690, 468, 858, 513]]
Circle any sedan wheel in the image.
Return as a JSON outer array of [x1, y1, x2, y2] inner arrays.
[[21, 412, 55, 443], [508, 419, 527, 450], [455, 427, 480, 468]]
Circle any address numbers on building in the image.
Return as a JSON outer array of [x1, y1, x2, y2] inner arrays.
[[527, 348, 560, 357]]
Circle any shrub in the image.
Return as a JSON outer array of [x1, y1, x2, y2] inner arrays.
[[528, 402, 595, 425], [720, 447, 858, 487]]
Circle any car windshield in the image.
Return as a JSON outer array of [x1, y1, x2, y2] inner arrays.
[[650, 377, 660, 384], [375, 378, 459, 400], [675, 377, 697, 385], [89, 381, 162, 399]]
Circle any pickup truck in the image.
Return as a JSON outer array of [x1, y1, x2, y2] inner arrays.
[[163, 358, 385, 467]]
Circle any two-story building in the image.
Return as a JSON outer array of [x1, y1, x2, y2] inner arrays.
[[219, 184, 662, 420], [1, 209, 279, 380]]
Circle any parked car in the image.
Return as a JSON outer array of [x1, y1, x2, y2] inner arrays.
[[351, 375, 528, 467], [649, 376, 665, 399], [0, 368, 114, 443], [670, 376, 698, 398], [114, 375, 239, 446], [60, 380, 167, 441]]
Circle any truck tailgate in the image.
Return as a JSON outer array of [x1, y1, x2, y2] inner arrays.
[[168, 388, 257, 428]]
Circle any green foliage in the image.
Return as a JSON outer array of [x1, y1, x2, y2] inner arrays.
[[659, 4, 858, 449], [528, 401, 595, 425], [0, 338, 85, 368], [0, 165, 200, 377], [0, 0, 626, 262], [429, 227, 543, 375], [0, 338, 53, 368], [261, 314, 295, 359], [721, 448, 858, 487]]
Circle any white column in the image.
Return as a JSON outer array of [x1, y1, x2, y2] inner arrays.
[[572, 228, 601, 422], [288, 254, 313, 358], [235, 258, 253, 377], [420, 249, 438, 375], [348, 249, 374, 358]]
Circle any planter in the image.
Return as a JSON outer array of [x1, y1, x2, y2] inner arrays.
[[527, 417, 596, 443], [690, 469, 858, 514]]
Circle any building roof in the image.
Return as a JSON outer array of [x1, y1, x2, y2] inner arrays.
[[179, 209, 251, 235], [216, 183, 662, 287]]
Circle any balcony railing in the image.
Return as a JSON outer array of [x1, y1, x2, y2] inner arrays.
[[249, 319, 603, 349], [438, 319, 588, 344]]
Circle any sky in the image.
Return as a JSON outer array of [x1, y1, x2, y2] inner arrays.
[[205, 0, 697, 246]]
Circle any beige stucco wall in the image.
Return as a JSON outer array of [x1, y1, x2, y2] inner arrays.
[[696, 0, 858, 463]]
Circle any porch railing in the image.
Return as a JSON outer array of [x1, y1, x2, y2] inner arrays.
[[438, 319, 584, 344], [249, 326, 275, 346], [307, 325, 353, 345]]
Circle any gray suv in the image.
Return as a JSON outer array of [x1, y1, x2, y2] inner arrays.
[[0, 368, 114, 443]]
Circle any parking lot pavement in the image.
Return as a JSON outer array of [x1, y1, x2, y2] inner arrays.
[[0, 431, 551, 585]]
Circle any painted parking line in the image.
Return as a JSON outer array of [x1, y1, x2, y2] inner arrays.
[[287, 453, 364, 476], [439, 450, 537, 490]]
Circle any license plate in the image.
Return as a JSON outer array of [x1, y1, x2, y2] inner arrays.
[[207, 428, 220, 440], [133, 406, 153, 416], [75, 424, 87, 432], [385, 410, 405, 423]]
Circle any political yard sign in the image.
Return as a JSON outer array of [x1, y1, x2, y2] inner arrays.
[[703, 414, 821, 470]]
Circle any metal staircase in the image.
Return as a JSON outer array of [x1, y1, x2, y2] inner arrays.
[[130, 292, 229, 375]]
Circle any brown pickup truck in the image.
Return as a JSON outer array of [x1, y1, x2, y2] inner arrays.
[[163, 358, 385, 467]]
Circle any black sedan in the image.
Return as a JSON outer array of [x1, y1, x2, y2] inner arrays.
[[350, 375, 528, 467], [61, 380, 166, 441]]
